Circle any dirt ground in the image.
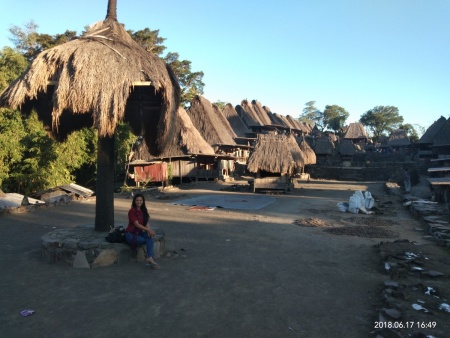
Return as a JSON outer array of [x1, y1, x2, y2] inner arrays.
[[0, 178, 449, 337]]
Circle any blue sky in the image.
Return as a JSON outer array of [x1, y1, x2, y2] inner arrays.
[[1, 0, 449, 132]]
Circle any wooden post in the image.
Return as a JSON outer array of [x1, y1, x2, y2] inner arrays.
[[95, 135, 115, 232]]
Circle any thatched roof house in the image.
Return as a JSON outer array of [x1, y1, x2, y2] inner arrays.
[[432, 117, 450, 146], [187, 95, 236, 146], [251, 100, 272, 126], [343, 123, 367, 142], [313, 136, 335, 155], [339, 140, 358, 156], [221, 103, 250, 137], [135, 107, 214, 159], [0, 1, 180, 156], [236, 100, 264, 127], [297, 137, 317, 165], [247, 134, 302, 174], [0, 0, 180, 232], [418, 116, 448, 144], [388, 129, 411, 147]]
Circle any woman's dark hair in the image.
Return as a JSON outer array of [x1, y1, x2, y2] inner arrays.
[[131, 193, 149, 224]]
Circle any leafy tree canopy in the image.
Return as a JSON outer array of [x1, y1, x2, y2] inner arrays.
[[399, 123, 422, 143], [213, 100, 227, 111], [322, 104, 349, 133], [298, 101, 323, 129], [0, 47, 28, 92], [359, 105, 403, 140]]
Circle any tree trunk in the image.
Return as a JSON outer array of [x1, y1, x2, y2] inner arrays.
[[95, 134, 115, 232]]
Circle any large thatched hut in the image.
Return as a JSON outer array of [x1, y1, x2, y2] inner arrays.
[[343, 122, 368, 143], [297, 137, 316, 166], [187, 95, 236, 147], [388, 129, 411, 147], [247, 134, 302, 174], [251, 100, 272, 126], [236, 100, 263, 127], [221, 103, 250, 138], [0, 0, 180, 231]]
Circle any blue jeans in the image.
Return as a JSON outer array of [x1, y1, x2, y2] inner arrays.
[[125, 232, 154, 258]]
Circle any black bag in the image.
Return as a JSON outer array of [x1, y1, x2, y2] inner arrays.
[[105, 226, 126, 243]]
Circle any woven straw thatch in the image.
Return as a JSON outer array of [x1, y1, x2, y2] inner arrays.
[[343, 123, 367, 140], [222, 103, 250, 137], [339, 140, 357, 156], [247, 134, 300, 174], [388, 129, 411, 146], [266, 112, 286, 127], [418, 116, 447, 144], [313, 136, 335, 155], [187, 95, 236, 146], [297, 136, 316, 165], [236, 100, 263, 127], [251, 100, 272, 125], [432, 117, 450, 146], [135, 106, 214, 159], [0, 2, 180, 156]]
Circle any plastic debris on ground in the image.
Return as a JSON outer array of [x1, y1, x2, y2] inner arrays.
[[19, 309, 35, 317]]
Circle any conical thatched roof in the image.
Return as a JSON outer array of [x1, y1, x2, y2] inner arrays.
[[187, 95, 236, 146], [221, 103, 250, 137], [135, 106, 214, 159], [297, 137, 316, 165], [343, 122, 367, 140], [236, 100, 263, 127], [339, 140, 357, 156], [388, 129, 411, 146], [247, 134, 299, 174], [266, 112, 286, 127], [313, 136, 335, 155], [432, 117, 450, 146], [251, 100, 272, 125], [0, 3, 180, 156], [418, 116, 447, 144]]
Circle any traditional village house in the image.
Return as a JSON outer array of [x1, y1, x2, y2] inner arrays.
[[417, 116, 448, 161], [129, 107, 220, 185], [0, 0, 180, 232], [387, 129, 411, 155], [187, 95, 241, 179], [247, 134, 305, 192]]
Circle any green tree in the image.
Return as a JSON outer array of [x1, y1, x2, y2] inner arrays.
[[9, 20, 76, 61], [399, 123, 421, 143], [127, 28, 166, 56], [299, 101, 323, 129], [0, 47, 29, 92], [164, 52, 204, 108], [0, 108, 26, 188], [213, 100, 227, 111], [360, 106, 403, 141], [322, 104, 349, 133]]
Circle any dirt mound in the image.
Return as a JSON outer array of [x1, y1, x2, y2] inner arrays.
[[293, 217, 330, 227], [324, 226, 399, 238]]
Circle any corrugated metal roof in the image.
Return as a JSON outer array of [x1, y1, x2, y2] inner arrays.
[[59, 183, 94, 198], [0, 193, 45, 209]]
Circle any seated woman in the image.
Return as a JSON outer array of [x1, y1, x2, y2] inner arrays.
[[125, 193, 159, 269]]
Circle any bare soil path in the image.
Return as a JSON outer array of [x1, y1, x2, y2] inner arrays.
[[0, 179, 448, 337]]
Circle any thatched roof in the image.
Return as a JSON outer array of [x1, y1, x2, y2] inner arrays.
[[432, 117, 450, 146], [221, 103, 250, 138], [388, 129, 411, 146], [251, 100, 272, 125], [0, 2, 180, 156], [134, 106, 214, 159], [313, 136, 335, 155], [247, 134, 299, 174], [236, 100, 263, 127], [343, 123, 367, 140], [187, 95, 236, 146], [339, 140, 357, 156], [297, 136, 316, 165], [418, 116, 447, 144], [266, 112, 286, 127]]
